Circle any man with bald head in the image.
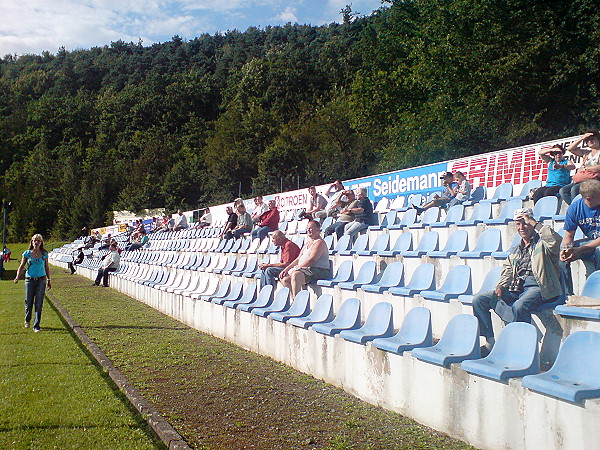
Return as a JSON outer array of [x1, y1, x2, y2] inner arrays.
[[259, 231, 300, 288]]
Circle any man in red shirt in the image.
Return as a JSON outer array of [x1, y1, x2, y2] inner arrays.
[[252, 199, 280, 241], [259, 231, 300, 288]]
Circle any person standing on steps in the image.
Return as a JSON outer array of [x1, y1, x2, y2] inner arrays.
[[14, 234, 51, 332]]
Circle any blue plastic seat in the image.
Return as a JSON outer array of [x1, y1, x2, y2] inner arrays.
[[378, 233, 413, 257], [331, 235, 352, 255], [458, 266, 502, 305], [420, 265, 472, 301], [389, 209, 418, 230], [522, 331, 600, 402], [221, 238, 236, 253], [323, 235, 335, 251], [408, 207, 441, 229], [339, 302, 395, 344], [212, 281, 244, 305], [411, 314, 480, 367], [402, 231, 439, 257], [338, 261, 378, 290], [357, 234, 390, 256], [369, 210, 399, 231], [200, 279, 231, 302], [251, 287, 290, 317], [372, 307, 432, 354], [288, 294, 334, 329], [427, 230, 469, 258], [222, 256, 247, 275], [490, 234, 520, 259], [396, 193, 423, 212], [361, 262, 404, 293], [455, 202, 493, 227], [481, 182, 513, 204], [339, 234, 369, 256], [311, 298, 362, 336], [457, 228, 502, 258], [580, 270, 600, 298], [321, 217, 334, 230], [213, 255, 237, 274], [389, 263, 436, 297], [484, 199, 523, 225], [430, 204, 465, 228], [507, 179, 542, 201], [462, 186, 487, 206], [461, 322, 540, 381], [270, 290, 311, 322], [239, 257, 259, 277], [316, 260, 353, 287], [533, 195, 560, 221], [223, 283, 258, 308], [236, 285, 274, 312]]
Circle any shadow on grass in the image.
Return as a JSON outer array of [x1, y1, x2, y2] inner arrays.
[[88, 325, 188, 331], [1, 269, 17, 280]]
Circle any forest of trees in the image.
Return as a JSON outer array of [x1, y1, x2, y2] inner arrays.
[[1, 0, 600, 242]]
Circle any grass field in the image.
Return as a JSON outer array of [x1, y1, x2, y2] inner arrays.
[[0, 243, 161, 449], [2, 243, 472, 449]]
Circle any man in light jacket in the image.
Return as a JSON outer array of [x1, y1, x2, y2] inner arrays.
[[472, 208, 563, 354]]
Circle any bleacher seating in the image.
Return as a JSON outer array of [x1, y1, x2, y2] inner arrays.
[[49, 167, 600, 450], [461, 322, 540, 381], [521, 331, 600, 402]]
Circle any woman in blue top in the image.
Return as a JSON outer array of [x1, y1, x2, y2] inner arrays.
[[533, 144, 575, 204], [14, 234, 51, 332]]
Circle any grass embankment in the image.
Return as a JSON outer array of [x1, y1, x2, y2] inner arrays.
[[43, 259, 473, 449], [0, 243, 161, 449]]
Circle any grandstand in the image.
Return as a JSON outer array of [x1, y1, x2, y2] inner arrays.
[[50, 135, 600, 449]]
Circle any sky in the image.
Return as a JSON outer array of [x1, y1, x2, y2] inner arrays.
[[0, 0, 384, 57]]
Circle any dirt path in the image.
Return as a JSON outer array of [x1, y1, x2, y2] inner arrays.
[[51, 269, 473, 449]]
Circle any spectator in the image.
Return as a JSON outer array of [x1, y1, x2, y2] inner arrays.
[[195, 208, 212, 229], [414, 172, 458, 213], [13, 234, 51, 332], [299, 186, 327, 220], [446, 171, 472, 209], [533, 145, 575, 204], [560, 131, 600, 205], [315, 181, 346, 221], [3, 246, 11, 262], [125, 228, 149, 251], [252, 199, 280, 241], [68, 248, 84, 274], [80, 226, 89, 238], [344, 187, 375, 238], [259, 231, 301, 288], [93, 243, 120, 287], [280, 220, 330, 297], [472, 208, 563, 355], [324, 190, 357, 238], [219, 206, 238, 239], [560, 179, 600, 294], [98, 233, 112, 250], [154, 214, 170, 233], [171, 210, 188, 231], [251, 196, 269, 224], [225, 204, 253, 239]]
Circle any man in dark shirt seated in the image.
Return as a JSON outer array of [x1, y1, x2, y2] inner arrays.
[[259, 231, 301, 288]]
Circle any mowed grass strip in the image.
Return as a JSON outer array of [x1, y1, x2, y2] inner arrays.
[[48, 260, 473, 449], [0, 244, 161, 449]]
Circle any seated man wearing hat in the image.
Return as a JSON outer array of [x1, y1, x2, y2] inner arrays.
[[414, 172, 458, 213], [472, 208, 563, 354]]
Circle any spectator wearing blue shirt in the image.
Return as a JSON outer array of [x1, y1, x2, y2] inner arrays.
[[414, 172, 458, 213], [561, 179, 600, 294], [533, 145, 575, 204]]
